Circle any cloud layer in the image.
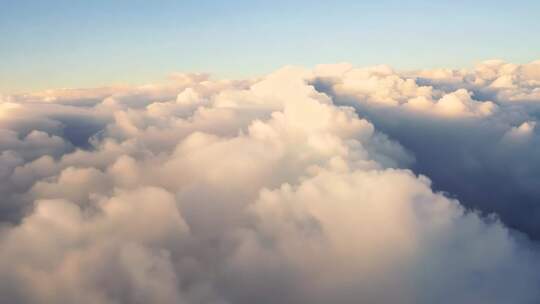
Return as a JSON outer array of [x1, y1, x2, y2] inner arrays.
[[313, 60, 540, 239], [1, 61, 540, 303]]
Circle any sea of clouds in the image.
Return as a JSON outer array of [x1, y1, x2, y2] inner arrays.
[[1, 60, 540, 303]]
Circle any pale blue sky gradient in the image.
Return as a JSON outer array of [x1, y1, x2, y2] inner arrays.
[[1, 0, 539, 93]]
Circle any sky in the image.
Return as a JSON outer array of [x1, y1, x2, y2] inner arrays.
[[3, 2, 540, 303], [1, 0, 539, 93]]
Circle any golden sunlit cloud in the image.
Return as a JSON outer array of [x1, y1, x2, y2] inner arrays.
[[0, 60, 540, 304]]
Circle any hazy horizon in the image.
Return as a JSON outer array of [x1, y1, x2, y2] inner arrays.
[[2, 0, 539, 93]]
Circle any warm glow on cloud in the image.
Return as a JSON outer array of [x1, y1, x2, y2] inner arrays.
[[1, 60, 540, 303]]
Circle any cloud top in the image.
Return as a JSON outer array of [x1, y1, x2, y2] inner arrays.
[[1, 60, 540, 303]]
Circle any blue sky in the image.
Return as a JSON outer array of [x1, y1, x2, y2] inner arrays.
[[1, 0, 539, 93]]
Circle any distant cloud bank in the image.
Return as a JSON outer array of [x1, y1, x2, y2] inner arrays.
[[1, 60, 540, 303]]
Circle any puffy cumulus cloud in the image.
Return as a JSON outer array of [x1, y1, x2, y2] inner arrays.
[[229, 169, 539, 304], [0, 187, 190, 304], [312, 59, 540, 240], [313, 64, 497, 117], [414, 59, 540, 103], [0, 61, 540, 303]]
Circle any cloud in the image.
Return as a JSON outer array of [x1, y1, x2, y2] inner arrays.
[[229, 169, 540, 304], [313, 59, 540, 240], [0, 61, 540, 303]]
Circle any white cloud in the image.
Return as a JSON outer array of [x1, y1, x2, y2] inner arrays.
[[0, 60, 539, 303]]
